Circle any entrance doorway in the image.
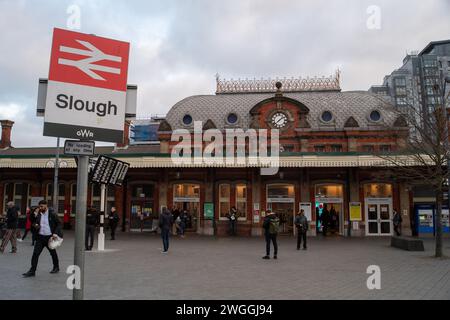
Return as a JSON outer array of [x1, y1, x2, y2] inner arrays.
[[315, 184, 344, 236], [364, 184, 393, 236], [267, 184, 295, 235], [173, 184, 200, 233], [173, 202, 199, 232], [130, 184, 156, 232], [365, 199, 392, 236]]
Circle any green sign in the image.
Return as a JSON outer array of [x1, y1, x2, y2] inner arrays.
[[204, 202, 214, 219]]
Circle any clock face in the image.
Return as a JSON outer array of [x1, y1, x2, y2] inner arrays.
[[271, 112, 288, 128]]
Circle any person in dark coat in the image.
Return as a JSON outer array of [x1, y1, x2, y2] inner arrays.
[[85, 206, 99, 251], [23, 200, 63, 277], [108, 207, 120, 240], [179, 210, 188, 237], [262, 210, 280, 260], [159, 207, 173, 253], [295, 209, 309, 250], [393, 209, 403, 236], [227, 206, 238, 236], [321, 205, 330, 237], [0, 202, 19, 253]]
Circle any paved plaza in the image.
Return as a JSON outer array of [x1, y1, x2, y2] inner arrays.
[[0, 231, 449, 300]]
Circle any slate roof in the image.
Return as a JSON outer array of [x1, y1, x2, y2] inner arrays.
[[165, 91, 399, 130]]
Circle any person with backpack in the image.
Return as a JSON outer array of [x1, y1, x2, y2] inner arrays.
[[262, 210, 279, 260], [295, 209, 309, 250], [393, 209, 403, 236]]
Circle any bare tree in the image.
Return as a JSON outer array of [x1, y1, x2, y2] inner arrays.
[[376, 75, 450, 258]]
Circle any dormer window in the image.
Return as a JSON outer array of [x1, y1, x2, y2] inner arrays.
[[226, 113, 238, 125], [320, 111, 333, 123], [182, 114, 193, 125], [369, 110, 382, 122]]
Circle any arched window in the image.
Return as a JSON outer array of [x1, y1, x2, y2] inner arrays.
[[236, 184, 247, 220], [91, 185, 115, 212], [219, 184, 231, 220]]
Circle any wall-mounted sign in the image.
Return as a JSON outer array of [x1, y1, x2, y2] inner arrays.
[[204, 202, 214, 219], [350, 202, 362, 221], [299, 202, 312, 221], [64, 140, 95, 156], [30, 197, 45, 207]]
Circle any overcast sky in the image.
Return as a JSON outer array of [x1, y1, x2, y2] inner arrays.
[[0, 0, 449, 147]]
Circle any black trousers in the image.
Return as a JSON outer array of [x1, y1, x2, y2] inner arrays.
[[85, 225, 95, 249], [161, 229, 170, 251], [110, 224, 117, 239], [230, 221, 237, 236], [31, 235, 59, 272], [322, 224, 328, 236], [297, 230, 307, 249], [394, 224, 401, 236], [265, 233, 278, 256]]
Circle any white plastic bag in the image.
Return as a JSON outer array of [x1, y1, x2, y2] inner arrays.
[[48, 235, 63, 250]]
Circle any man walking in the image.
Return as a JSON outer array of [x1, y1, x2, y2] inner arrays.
[[22, 200, 62, 277], [0, 202, 19, 254], [262, 210, 279, 260], [85, 206, 98, 251], [159, 207, 173, 253], [295, 209, 309, 250], [393, 209, 403, 236], [108, 206, 120, 240]]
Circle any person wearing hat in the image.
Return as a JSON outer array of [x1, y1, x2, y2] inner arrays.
[[262, 210, 280, 260], [22, 200, 63, 277]]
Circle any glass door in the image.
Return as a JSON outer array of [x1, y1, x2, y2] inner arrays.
[[367, 204, 379, 235], [366, 202, 392, 236], [379, 203, 392, 235], [268, 202, 294, 235], [174, 202, 199, 232]]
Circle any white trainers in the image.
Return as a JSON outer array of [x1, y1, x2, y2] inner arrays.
[[17, 239, 23, 242]]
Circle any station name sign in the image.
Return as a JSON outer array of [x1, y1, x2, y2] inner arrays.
[[43, 28, 130, 143]]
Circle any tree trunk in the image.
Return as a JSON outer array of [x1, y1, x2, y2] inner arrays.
[[435, 189, 443, 258]]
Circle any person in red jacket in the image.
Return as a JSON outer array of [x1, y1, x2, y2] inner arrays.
[[63, 210, 71, 230], [21, 207, 37, 246]]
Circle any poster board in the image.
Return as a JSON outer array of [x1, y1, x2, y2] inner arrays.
[[204, 202, 214, 220], [299, 202, 312, 221], [349, 202, 362, 221]]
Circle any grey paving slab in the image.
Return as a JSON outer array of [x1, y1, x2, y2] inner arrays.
[[0, 231, 449, 300]]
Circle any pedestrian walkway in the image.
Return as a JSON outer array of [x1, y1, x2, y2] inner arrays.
[[0, 231, 449, 300]]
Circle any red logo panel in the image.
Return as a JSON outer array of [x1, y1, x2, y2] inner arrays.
[[48, 28, 130, 92]]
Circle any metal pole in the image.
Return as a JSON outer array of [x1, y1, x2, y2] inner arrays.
[[53, 137, 60, 212], [73, 155, 89, 300], [98, 184, 106, 251]]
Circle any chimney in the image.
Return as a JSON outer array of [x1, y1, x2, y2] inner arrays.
[[116, 120, 131, 149], [0, 120, 14, 149]]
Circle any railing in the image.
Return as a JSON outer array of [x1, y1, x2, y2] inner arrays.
[[216, 70, 341, 94]]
